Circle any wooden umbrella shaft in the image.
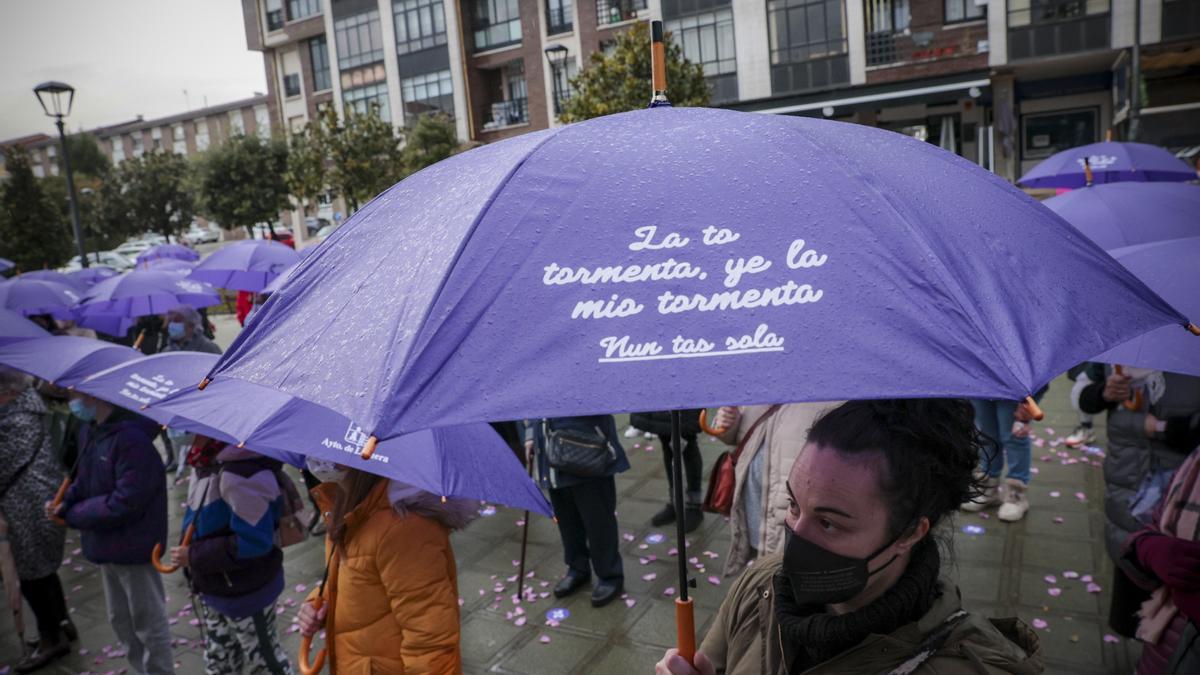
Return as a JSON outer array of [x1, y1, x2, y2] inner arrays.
[[651, 21, 667, 93], [49, 476, 71, 525], [671, 410, 697, 664]]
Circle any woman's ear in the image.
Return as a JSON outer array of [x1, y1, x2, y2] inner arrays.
[[897, 516, 931, 551]]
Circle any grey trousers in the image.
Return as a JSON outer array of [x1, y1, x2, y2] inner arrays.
[[100, 562, 176, 675]]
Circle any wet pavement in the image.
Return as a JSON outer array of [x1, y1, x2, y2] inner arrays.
[[0, 322, 1144, 672]]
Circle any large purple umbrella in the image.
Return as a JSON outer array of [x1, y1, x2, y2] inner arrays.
[[140, 258, 195, 274], [0, 308, 51, 346], [0, 335, 140, 387], [66, 266, 119, 287], [136, 243, 199, 264], [1019, 141, 1195, 189], [1042, 182, 1200, 250], [153, 377, 550, 513], [1093, 237, 1200, 377], [188, 240, 299, 291], [20, 270, 86, 291], [79, 270, 219, 318], [74, 313, 135, 338], [0, 278, 82, 318]]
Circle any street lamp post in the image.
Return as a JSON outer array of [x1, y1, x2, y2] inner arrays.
[[33, 81, 88, 268], [544, 45, 569, 117]]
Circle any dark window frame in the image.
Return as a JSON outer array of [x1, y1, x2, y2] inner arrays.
[[1007, 0, 1110, 28], [284, 73, 303, 98], [1020, 106, 1099, 160], [546, 0, 574, 34], [767, 0, 848, 66], [394, 0, 448, 55], [288, 0, 321, 21], [334, 10, 386, 70], [596, 0, 647, 26], [309, 36, 332, 92], [665, 8, 737, 77], [943, 0, 985, 25], [472, 0, 523, 52]]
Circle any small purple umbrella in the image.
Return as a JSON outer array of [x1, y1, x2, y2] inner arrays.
[[1093, 237, 1200, 377], [20, 270, 86, 292], [0, 258, 13, 273], [154, 377, 550, 514], [0, 308, 51, 346], [136, 243, 199, 264], [66, 266, 119, 287], [79, 270, 219, 318], [0, 335, 140, 387], [140, 258, 195, 275], [1042, 182, 1200, 250], [0, 278, 82, 318], [1019, 141, 1195, 189], [188, 240, 299, 292]]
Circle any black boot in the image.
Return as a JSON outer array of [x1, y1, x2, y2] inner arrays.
[[591, 579, 623, 607], [683, 507, 704, 533], [650, 503, 676, 527], [553, 571, 590, 598]]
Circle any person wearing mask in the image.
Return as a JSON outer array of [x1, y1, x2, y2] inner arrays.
[[297, 462, 471, 672], [0, 367, 74, 672], [709, 403, 840, 578], [169, 437, 293, 674], [525, 414, 629, 607], [1077, 366, 1200, 639], [45, 392, 174, 675], [656, 399, 1043, 675], [161, 305, 222, 355], [630, 410, 706, 533]]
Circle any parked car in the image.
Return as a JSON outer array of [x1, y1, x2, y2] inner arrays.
[[112, 240, 155, 259], [185, 224, 220, 245], [314, 223, 340, 241], [250, 223, 295, 247], [304, 217, 331, 237], [59, 251, 134, 272]]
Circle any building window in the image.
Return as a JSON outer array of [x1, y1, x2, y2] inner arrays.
[[767, 0, 848, 65], [483, 61, 528, 129], [111, 138, 126, 163], [195, 121, 210, 151], [548, 57, 578, 115], [546, 0, 573, 34], [255, 105, 272, 138], [173, 125, 186, 154], [131, 134, 144, 157], [266, 0, 285, 31], [151, 127, 163, 151], [472, 0, 522, 51], [868, 0, 910, 33], [309, 36, 332, 91], [401, 69, 454, 118], [32, 162, 45, 178], [394, 0, 447, 55], [288, 0, 321, 21], [334, 10, 385, 69], [343, 83, 391, 121], [944, 0, 984, 22], [1007, 0, 1110, 28], [284, 73, 303, 98], [230, 110, 246, 135], [1022, 108, 1098, 159], [596, 0, 646, 26], [665, 9, 736, 77]]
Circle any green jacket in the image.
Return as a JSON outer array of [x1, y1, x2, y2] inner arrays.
[[699, 554, 1043, 675]]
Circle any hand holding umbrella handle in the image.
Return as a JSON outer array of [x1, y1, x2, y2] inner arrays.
[[132, 330, 146, 352], [1112, 366, 1144, 411], [675, 597, 696, 664], [299, 597, 327, 675], [1019, 396, 1044, 422], [48, 477, 71, 526], [152, 523, 195, 574], [697, 410, 726, 437]]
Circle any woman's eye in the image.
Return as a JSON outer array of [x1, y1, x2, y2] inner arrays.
[[819, 518, 836, 532]]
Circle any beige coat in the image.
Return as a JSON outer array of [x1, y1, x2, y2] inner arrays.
[[700, 554, 1044, 675], [717, 402, 840, 577]]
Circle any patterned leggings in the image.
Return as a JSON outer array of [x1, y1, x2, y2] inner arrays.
[[199, 601, 294, 675]]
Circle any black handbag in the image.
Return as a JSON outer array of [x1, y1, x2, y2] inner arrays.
[[544, 422, 618, 478]]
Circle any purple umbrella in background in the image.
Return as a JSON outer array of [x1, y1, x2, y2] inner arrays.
[[136, 243, 199, 264], [66, 266, 119, 287], [0, 308, 51, 346], [79, 270, 219, 318], [1093, 237, 1200, 377], [20, 270, 86, 291], [0, 335, 140, 387], [188, 240, 299, 291], [0, 278, 82, 318], [153, 377, 549, 513], [1042, 182, 1200, 250], [0, 258, 13, 273], [74, 313, 136, 338], [140, 258, 196, 274], [1019, 141, 1195, 188]]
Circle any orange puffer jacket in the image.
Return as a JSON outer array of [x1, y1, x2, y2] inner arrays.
[[311, 481, 461, 674]]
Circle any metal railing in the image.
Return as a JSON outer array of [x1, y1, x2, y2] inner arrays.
[[484, 98, 529, 129], [866, 23, 982, 67], [596, 0, 646, 26]]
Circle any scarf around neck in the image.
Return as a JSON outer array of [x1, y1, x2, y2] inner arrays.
[[773, 537, 942, 672]]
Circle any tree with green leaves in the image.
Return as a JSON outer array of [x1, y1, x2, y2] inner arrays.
[[559, 21, 709, 122], [195, 133, 290, 233], [285, 122, 328, 218], [113, 151, 195, 240], [321, 105, 405, 212], [402, 113, 459, 174], [58, 133, 110, 178], [0, 146, 73, 270]]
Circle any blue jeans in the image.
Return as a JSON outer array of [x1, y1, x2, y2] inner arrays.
[[971, 399, 1031, 485]]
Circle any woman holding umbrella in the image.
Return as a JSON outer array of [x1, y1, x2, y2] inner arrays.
[[656, 399, 1043, 675]]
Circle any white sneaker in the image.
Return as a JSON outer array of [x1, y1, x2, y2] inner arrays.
[[997, 479, 1030, 522], [961, 476, 1001, 512], [623, 426, 640, 438], [644, 431, 655, 439], [1064, 425, 1095, 447]]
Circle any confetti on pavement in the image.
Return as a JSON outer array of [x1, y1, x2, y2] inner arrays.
[[1103, 634, 1120, 643], [663, 587, 676, 597], [1047, 588, 1062, 597], [962, 525, 985, 535], [1032, 618, 1048, 630]]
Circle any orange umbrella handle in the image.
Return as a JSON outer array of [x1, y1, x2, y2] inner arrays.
[[1114, 365, 1143, 411], [298, 597, 327, 675], [132, 330, 146, 352], [152, 524, 195, 574], [1020, 396, 1044, 422], [697, 410, 727, 437], [48, 477, 71, 526], [675, 597, 696, 665]]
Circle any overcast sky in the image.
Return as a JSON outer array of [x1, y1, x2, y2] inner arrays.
[[0, 0, 266, 141]]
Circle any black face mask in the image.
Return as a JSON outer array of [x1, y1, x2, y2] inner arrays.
[[781, 527, 904, 606]]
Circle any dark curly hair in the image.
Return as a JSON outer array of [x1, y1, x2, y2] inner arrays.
[[805, 399, 989, 540]]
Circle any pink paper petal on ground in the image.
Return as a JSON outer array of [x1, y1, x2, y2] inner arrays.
[[979, 513, 990, 520], [168, 618, 179, 625], [622, 533, 635, 542], [1081, 575, 1093, 583], [512, 560, 520, 566], [72, 547, 82, 555], [638, 543, 649, 549], [479, 589, 486, 595], [515, 606, 525, 615], [1044, 575, 1057, 584], [703, 551, 718, 559], [188, 619, 200, 626], [539, 591, 550, 598], [642, 573, 657, 581], [458, 598, 464, 607], [1063, 571, 1079, 579], [1053, 516, 1064, 524], [1049, 491, 1061, 498], [1103, 634, 1120, 643], [539, 581, 549, 587], [1047, 588, 1062, 597], [1030, 467, 1040, 474], [294, 584, 307, 593], [663, 587, 676, 596], [1075, 492, 1087, 501], [515, 519, 525, 527], [707, 576, 721, 585], [668, 547, 678, 556], [1086, 583, 1102, 593], [625, 597, 637, 608], [1045, 427, 1055, 435], [688, 557, 699, 564], [1032, 618, 1048, 630], [647, 555, 658, 562], [515, 616, 527, 626], [639, 557, 650, 565]]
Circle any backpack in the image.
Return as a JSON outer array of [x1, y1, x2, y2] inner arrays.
[[273, 468, 309, 548]]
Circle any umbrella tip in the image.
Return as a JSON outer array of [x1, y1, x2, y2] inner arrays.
[[198, 377, 210, 391], [237, 441, 246, 448], [360, 436, 378, 460], [1187, 323, 1200, 336], [1083, 158, 1093, 187]]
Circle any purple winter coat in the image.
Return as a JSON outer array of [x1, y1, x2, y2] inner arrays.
[[62, 408, 168, 565]]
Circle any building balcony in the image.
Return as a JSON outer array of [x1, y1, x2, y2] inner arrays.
[[596, 0, 647, 27], [866, 22, 986, 69], [1007, 0, 1110, 61], [482, 98, 529, 129]]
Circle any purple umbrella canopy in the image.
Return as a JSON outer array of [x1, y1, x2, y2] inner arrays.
[[0, 278, 82, 318], [140, 258, 195, 274], [136, 243, 200, 264], [1019, 141, 1195, 189], [1042, 182, 1200, 250], [74, 313, 135, 338], [19, 270, 86, 291], [65, 266, 120, 287], [79, 270, 220, 318], [210, 107, 1192, 443], [188, 240, 300, 291], [0, 258, 13, 273], [1093, 237, 1200, 377], [0, 335, 140, 387], [152, 377, 550, 514], [0, 308, 51, 346]]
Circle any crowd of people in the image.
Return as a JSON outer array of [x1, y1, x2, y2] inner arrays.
[[1, 303, 1198, 674]]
